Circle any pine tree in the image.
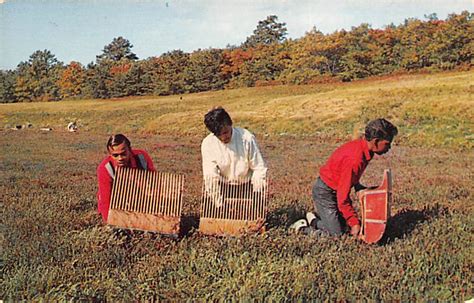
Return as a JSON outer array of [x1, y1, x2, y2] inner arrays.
[[96, 37, 139, 64], [184, 48, 226, 93], [0, 70, 17, 103], [243, 15, 288, 48]]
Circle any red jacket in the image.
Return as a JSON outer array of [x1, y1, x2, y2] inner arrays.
[[96, 149, 155, 222], [319, 139, 373, 227]]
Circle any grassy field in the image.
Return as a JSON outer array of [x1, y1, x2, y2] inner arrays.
[[1, 70, 473, 300]]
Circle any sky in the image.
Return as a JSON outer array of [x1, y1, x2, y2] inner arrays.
[[0, 0, 472, 70]]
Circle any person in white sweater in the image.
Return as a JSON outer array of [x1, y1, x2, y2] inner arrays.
[[201, 107, 268, 206]]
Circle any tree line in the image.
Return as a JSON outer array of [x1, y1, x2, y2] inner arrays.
[[0, 11, 472, 103]]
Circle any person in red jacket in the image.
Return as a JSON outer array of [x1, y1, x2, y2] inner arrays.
[[97, 134, 155, 222], [290, 118, 398, 237]]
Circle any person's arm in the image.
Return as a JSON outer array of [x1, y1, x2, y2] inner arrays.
[[97, 164, 112, 222], [201, 139, 221, 180], [201, 139, 223, 206], [336, 159, 360, 228], [248, 135, 268, 191]]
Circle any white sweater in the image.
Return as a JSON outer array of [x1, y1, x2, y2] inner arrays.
[[201, 127, 268, 188]]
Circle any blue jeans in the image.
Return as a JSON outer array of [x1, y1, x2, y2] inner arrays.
[[310, 177, 347, 236]]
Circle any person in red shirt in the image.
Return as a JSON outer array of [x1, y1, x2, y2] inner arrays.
[[97, 134, 155, 222], [290, 118, 398, 237]]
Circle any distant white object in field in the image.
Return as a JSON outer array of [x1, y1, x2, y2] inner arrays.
[[40, 127, 53, 132], [67, 122, 78, 132], [10, 123, 32, 130]]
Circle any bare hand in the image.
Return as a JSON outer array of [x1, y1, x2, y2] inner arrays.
[[214, 195, 223, 208], [350, 224, 361, 237]]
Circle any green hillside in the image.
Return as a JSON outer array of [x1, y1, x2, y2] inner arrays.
[[2, 70, 473, 149]]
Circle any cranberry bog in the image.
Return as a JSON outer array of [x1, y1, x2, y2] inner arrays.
[[1, 70, 473, 300]]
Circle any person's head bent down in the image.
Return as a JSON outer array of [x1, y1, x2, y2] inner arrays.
[[204, 107, 233, 144], [107, 134, 132, 167], [365, 118, 398, 155]]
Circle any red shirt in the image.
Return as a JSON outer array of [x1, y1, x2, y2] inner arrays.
[[96, 149, 155, 222], [319, 139, 373, 227]]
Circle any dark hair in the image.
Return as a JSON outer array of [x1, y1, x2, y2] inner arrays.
[[204, 107, 233, 136], [107, 134, 131, 151], [365, 118, 398, 141]]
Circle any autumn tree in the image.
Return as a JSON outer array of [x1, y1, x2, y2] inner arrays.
[[220, 48, 254, 83], [397, 18, 435, 70], [340, 23, 375, 80], [436, 11, 473, 68], [231, 43, 289, 87], [14, 50, 63, 101], [57, 61, 86, 99], [280, 27, 349, 84], [147, 50, 190, 95], [366, 27, 401, 74], [280, 28, 329, 84]]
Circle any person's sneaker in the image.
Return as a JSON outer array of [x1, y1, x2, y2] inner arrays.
[[289, 219, 308, 233], [306, 212, 319, 228]]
